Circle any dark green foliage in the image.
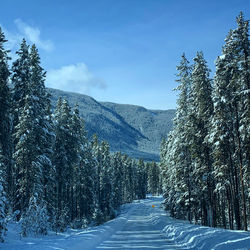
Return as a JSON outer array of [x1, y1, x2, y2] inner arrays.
[[0, 146, 7, 242], [0, 27, 12, 204], [135, 159, 147, 199], [0, 28, 11, 242], [53, 98, 77, 230], [13, 94, 44, 215], [12, 42, 54, 235], [161, 13, 249, 231], [147, 162, 160, 196], [0, 24, 150, 241], [11, 39, 30, 130]]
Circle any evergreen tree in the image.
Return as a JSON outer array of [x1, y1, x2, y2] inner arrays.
[[174, 54, 193, 221], [210, 13, 249, 230], [99, 141, 112, 219], [210, 38, 241, 229], [53, 98, 70, 230], [147, 162, 160, 196], [0, 27, 12, 202], [30, 44, 55, 224], [161, 131, 177, 217], [110, 152, 124, 211], [136, 159, 147, 199], [71, 106, 95, 226], [188, 51, 215, 226], [12, 39, 31, 218], [161, 13, 249, 231], [13, 43, 52, 235], [122, 156, 135, 203], [12, 39, 30, 130], [13, 94, 44, 218], [0, 146, 7, 242], [234, 13, 249, 231], [0, 27, 153, 238], [53, 99, 79, 230], [77, 141, 95, 224], [161, 54, 195, 221], [91, 134, 104, 224], [21, 194, 49, 237]]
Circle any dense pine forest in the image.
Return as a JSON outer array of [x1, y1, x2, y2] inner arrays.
[[160, 12, 249, 231], [0, 28, 162, 241], [0, 10, 249, 244]]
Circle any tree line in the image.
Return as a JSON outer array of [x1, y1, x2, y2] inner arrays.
[[160, 12, 249, 231], [0, 28, 161, 242]]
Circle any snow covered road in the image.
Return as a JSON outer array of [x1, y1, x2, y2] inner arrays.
[[3, 196, 250, 250], [94, 196, 177, 249]]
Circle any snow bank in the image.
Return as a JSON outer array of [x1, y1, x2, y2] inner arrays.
[[2, 201, 138, 250], [163, 220, 250, 250]]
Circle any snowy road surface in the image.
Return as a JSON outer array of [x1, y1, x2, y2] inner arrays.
[[94, 196, 176, 249], [3, 196, 250, 250]]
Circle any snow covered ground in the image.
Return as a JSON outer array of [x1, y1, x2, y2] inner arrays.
[[2, 196, 250, 249]]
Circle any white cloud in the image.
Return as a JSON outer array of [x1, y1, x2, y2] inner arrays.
[[14, 19, 54, 51], [2, 29, 20, 50], [1, 19, 53, 60], [0, 24, 20, 61], [0, 23, 17, 46], [46, 63, 106, 94]]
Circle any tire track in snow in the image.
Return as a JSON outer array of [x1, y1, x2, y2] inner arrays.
[[94, 197, 182, 249]]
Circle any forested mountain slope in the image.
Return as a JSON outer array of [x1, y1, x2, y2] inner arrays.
[[48, 88, 175, 161]]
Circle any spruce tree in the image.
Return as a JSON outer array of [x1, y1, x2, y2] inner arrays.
[[161, 54, 194, 221], [174, 54, 194, 222], [99, 141, 112, 219], [234, 13, 249, 231], [91, 134, 104, 225], [0, 145, 7, 242], [13, 43, 52, 235], [161, 130, 183, 218], [189, 51, 214, 226], [53, 98, 70, 230], [136, 159, 147, 199], [122, 155, 134, 203], [161, 12, 249, 231], [71, 105, 95, 226], [29, 44, 55, 226], [21, 194, 49, 237], [110, 152, 123, 211], [53, 98, 79, 230], [210, 13, 249, 230], [0, 27, 12, 202], [13, 94, 43, 217], [12, 39, 30, 130], [147, 162, 160, 196], [77, 141, 95, 224], [12, 39, 31, 218]]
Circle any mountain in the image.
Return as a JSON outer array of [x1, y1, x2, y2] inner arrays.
[[48, 88, 175, 161]]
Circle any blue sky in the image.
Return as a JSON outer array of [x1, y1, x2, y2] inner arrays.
[[1, 0, 250, 109]]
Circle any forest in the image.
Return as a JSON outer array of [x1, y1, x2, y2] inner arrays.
[[0, 10, 249, 244], [160, 12, 249, 231], [0, 30, 161, 241]]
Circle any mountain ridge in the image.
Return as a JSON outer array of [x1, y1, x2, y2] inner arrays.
[[48, 88, 175, 161]]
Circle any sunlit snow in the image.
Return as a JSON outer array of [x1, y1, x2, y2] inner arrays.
[[3, 196, 250, 250]]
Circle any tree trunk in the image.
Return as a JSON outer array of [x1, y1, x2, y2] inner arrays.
[[235, 104, 247, 231]]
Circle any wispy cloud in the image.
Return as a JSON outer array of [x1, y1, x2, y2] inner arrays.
[[0, 19, 54, 54], [14, 19, 54, 51], [46, 63, 106, 94], [0, 25, 19, 50]]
